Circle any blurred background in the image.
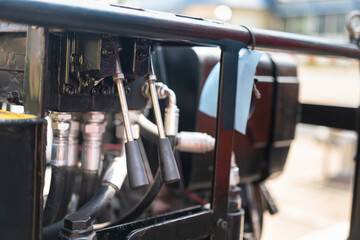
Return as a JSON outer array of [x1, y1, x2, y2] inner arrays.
[[108, 0, 359, 239]]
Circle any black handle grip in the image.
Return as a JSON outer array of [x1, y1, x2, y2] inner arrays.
[[158, 138, 180, 184], [125, 140, 149, 189]]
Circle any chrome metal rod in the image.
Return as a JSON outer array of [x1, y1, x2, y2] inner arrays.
[[148, 78, 166, 139], [114, 78, 134, 142], [113, 53, 134, 142]]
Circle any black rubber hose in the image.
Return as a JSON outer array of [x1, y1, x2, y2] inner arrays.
[[55, 166, 77, 221], [43, 184, 116, 240], [43, 166, 67, 227], [110, 167, 162, 226], [77, 171, 98, 209]]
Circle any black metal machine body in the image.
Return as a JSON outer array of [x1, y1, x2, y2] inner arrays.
[[0, 1, 360, 240]]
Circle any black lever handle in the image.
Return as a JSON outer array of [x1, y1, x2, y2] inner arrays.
[[158, 138, 180, 183], [146, 71, 180, 184], [125, 140, 149, 188], [114, 55, 149, 189]]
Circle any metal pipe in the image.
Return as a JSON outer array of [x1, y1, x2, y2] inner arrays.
[[0, 1, 359, 58], [67, 118, 80, 167], [141, 83, 179, 137], [157, 83, 179, 137], [138, 114, 159, 144], [175, 132, 215, 153]]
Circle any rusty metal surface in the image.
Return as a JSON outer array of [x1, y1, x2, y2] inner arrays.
[[0, 21, 27, 32], [0, 32, 26, 103], [24, 26, 47, 117]]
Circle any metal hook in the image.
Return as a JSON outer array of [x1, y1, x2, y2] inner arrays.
[[241, 25, 255, 50], [347, 11, 360, 45]]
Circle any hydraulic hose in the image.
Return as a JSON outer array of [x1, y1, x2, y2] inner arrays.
[[44, 112, 72, 226], [43, 166, 67, 226], [43, 184, 116, 240], [78, 171, 99, 209], [78, 112, 106, 208], [55, 166, 77, 221], [110, 168, 162, 226], [108, 135, 163, 227], [43, 154, 126, 240], [56, 117, 80, 220]]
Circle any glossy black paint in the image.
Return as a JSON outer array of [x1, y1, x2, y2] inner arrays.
[[0, 118, 46, 240], [96, 206, 205, 239], [301, 104, 358, 131]]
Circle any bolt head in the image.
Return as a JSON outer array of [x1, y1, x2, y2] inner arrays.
[[64, 213, 91, 231], [52, 121, 70, 131], [217, 218, 228, 230], [83, 123, 106, 134], [101, 87, 110, 95], [49, 112, 72, 122], [64, 85, 75, 95], [70, 120, 80, 131], [90, 87, 99, 95], [82, 112, 105, 122]]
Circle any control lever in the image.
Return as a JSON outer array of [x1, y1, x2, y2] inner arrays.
[[113, 56, 149, 189], [145, 61, 180, 184]]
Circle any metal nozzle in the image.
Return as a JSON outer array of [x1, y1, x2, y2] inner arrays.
[[49, 112, 72, 167], [81, 112, 106, 172]]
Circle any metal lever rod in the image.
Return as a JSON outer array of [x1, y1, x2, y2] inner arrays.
[[113, 55, 148, 189], [146, 60, 180, 184], [148, 76, 166, 139], [114, 60, 133, 142]]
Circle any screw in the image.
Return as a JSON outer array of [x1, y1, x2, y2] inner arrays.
[[101, 87, 110, 95], [64, 85, 75, 95], [6, 91, 20, 104], [125, 87, 131, 95], [137, 51, 149, 60], [79, 55, 83, 65], [217, 218, 228, 230], [102, 47, 115, 56], [64, 213, 91, 231], [90, 87, 99, 95]]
